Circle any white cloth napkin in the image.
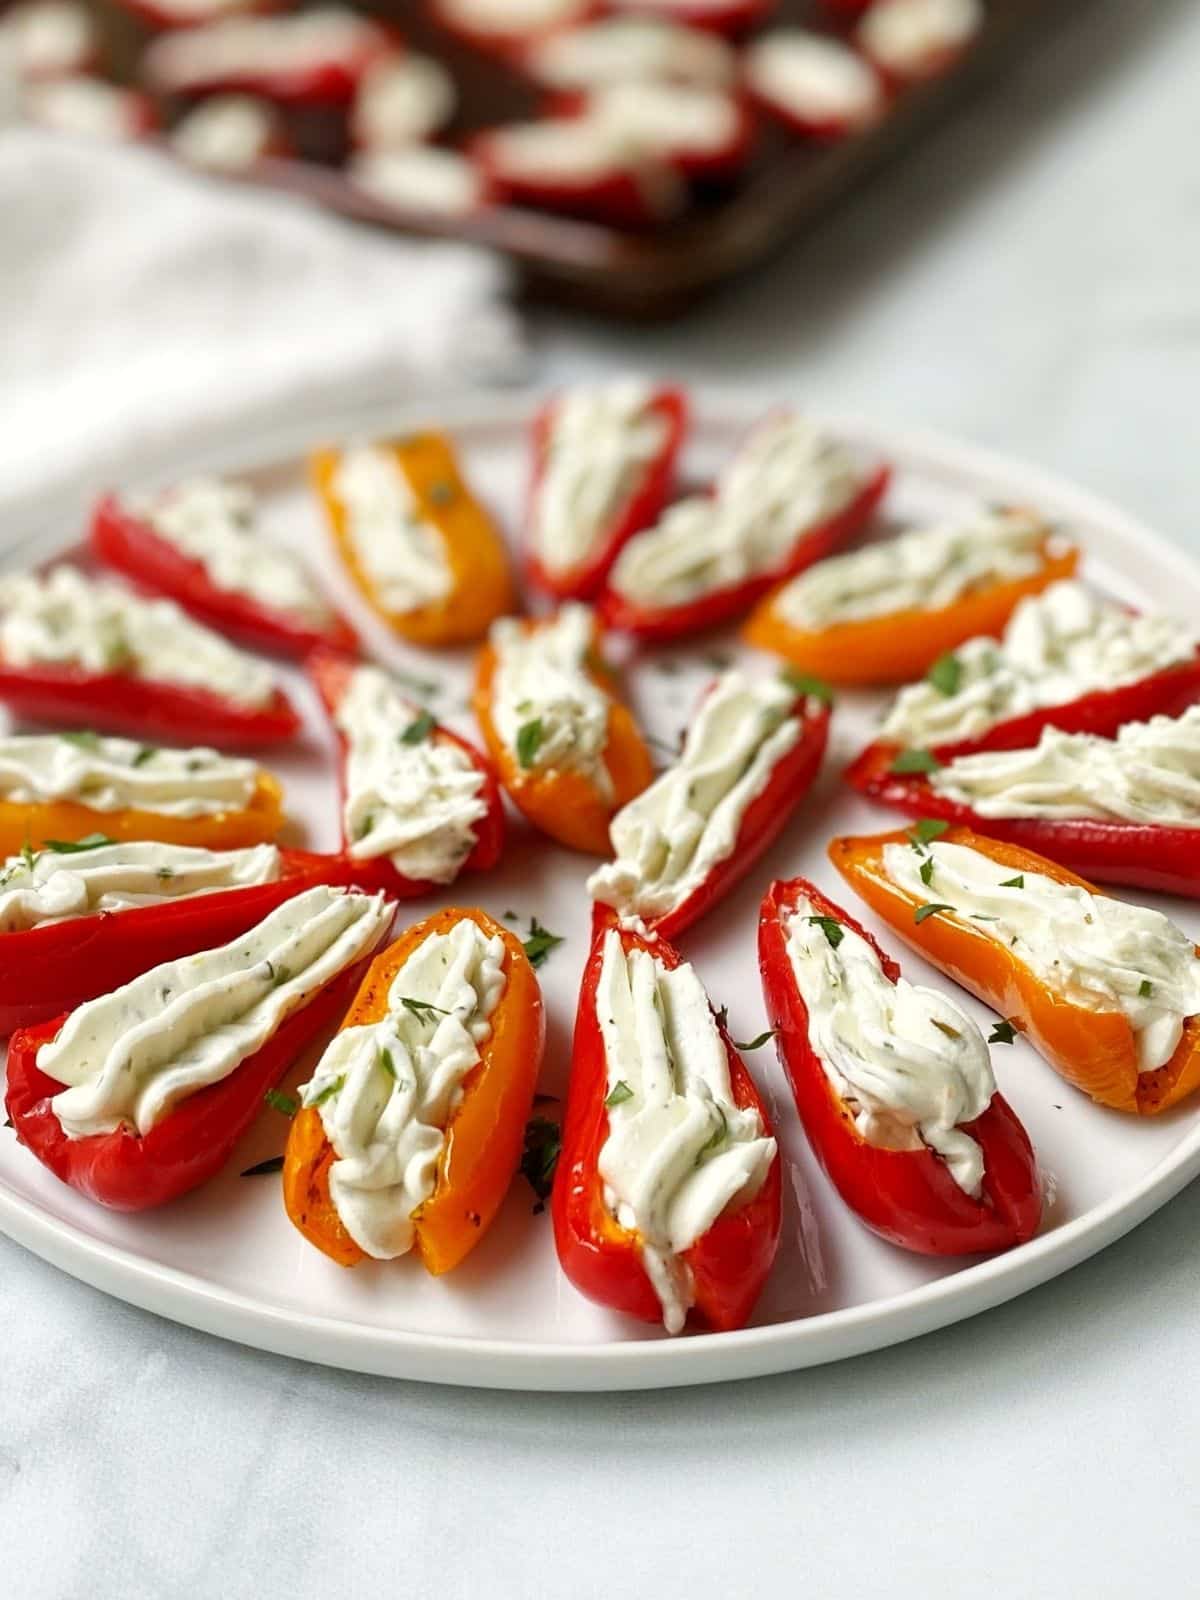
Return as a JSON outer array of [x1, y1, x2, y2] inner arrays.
[[0, 127, 523, 519]]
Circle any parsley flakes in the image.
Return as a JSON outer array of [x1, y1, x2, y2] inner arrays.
[[891, 748, 942, 775]]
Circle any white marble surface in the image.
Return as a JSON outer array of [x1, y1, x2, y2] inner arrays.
[[5, 0, 1200, 1592]]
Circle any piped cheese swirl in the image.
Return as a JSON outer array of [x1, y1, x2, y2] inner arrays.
[[301, 917, 507, 1260], [596, 931, 776, 1334], [43, 885, 391, 1139], [881, 581, 1199, 749], [0, 732, 260, 817], [332, 445, 453, 615], [0, 567, 278, 710], [883, 839, 1200, 1073], [785, 897, 994, 1194]]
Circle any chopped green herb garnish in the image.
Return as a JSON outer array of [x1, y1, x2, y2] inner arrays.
[[399, 710, 435, 745], [909, 818, 950, 847], [605, 1081, 634, 1109], [891, 747, 942, 775], [264, 1089, 299, 1118], [523, 917, 563, 970], [733, 1029, 775, 1052], [988, 1020, 1018, 1045], [1000, 875, 1025, 889], [914, 902, 955, 925], [400, 995, 449, 1023], [919, 857, 935, 887], [392, 668, 440, 699], [427, 480, 457, 507], [156, 867, 174, 881], [502, 909, 519, 922], [378, 1046, 397, 1080], [240, 1156, 285, 1177], [20, 841, 36, 871], [132, 746, 158, 767], [520, 1116, 561, 1213], [309, 1075, 345, 1107], [60, 730, 101, 750], [1139, 979, 1153, 998], [807, 915, 844, 950], [780, 667, 834, 706], [696, 1105, 728, 1163], [927, 653, 964, 697], [44, 833, 115, 854], [516, 718, 544, 769]]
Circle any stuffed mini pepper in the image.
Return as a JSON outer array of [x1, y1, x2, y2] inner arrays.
[[520, 16, 737, 94], [5, 885, 392, 1210], [283, 906, 544, 1273], [0, 567, 299, 746], [759, 877, 1040, 1254], [553, 914, 781, 1333], [852, 579, 1200, 772], [557, 81, 755, 182], [857, 0, 983, 85], [473, 604, 653, 855], [0, 730, 284, 853], [312, 432, 514, 648], [745, 507, 1077, 685], [598, 413, 889, 642], [309, 650, 505, 895], [744, 29, 886, 140], [588, 667, 829, 939], [525, 380, 688, 602], [830, 825, 1200, 1116], [91, 478, 357, 659]]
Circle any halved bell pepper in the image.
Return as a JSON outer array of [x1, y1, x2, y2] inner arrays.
[[90, 493, 358, 660], [829, 825, 1200, 1115], [843, 741, 1200, 900], [311, 432, 515, 648], [0, 845, 352, 1036], [524, 385, 689, 602], [758, 876, 1040, 1253], [597, 462, 891, 644], [552, 912, 782, 1331], [0, 765, 284, 856], [472, 612, 653, 855], [283, 906, 545, 1274], [308, 647, 505, 894], [745, 531, 1079, 686]]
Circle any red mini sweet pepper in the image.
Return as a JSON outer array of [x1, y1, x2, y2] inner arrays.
[[90, 493, 358, 660], [552, 912, 782, 1332], [758, 877, 1041, 1255]]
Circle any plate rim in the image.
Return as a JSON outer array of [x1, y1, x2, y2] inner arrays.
[[3, 387, 1198, 1392]]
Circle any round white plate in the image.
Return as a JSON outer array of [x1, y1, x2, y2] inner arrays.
[[2, 392, 1198, 1392]]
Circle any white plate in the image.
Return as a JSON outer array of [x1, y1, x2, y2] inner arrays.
[[2, 392, 1198, 1392]]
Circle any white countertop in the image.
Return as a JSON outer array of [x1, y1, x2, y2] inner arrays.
[[4, 0, 1199, 1592]]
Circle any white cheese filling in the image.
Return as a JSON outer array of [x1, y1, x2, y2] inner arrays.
[[884, 838, 1200, 1074], [587, 81, 741, 158], [588, 669, 801, 922], [0, 567, 278, 711], [858, 0, 983, 76], [335, 664, 487, 884], [128, 477, 332, 625], [0, 840, 280, 934], [929, 706, 1200, 827], [533, 379, 669, 578], [146, 9, 388, 92], [596, 931, 776, 1334], [880, 581, 1199, 750], [350, 53, 456, 149], [42, 885, 392, 1140], [331, 445, 453, 615], [775, 507, 1048, 629], [490, 604, 614, 800], [0, 732, 259, 818], [610, 415, 865, 608], [2, 0, 93, 79], [746, 29, 883, 130], [437, 0, 591, 37], [526, 18, 736, 91], [169, 96, 279, 172], [300, 917, 507, 1260], [349, 148, 485, 217], [784, 897, 994, 1194]]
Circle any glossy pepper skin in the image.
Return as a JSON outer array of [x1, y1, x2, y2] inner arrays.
[[744, 533, 1079, 687], [842, 743, 1200, 899], [758, 877, 1040, 1254], [307, 647, 505, 894], [847, 653, 1200, 775], [0, 658, 301, 749], [0, 847, 353, 1036], [597, 463, 891, 644], [90, 493, 359, 660], [829, 825, 1200, 1116], [0, 767, 285, 856], [283, 907, 545, 1274], [552, 912, 782, 1331], [312, 432, 515, 648], [472, 613, 653, 856], [5, 951, 371, 1212], [525, 386, 689, 602]]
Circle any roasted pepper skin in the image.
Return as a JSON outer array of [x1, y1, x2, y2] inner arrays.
[[283, 907, 545, 1274], [5, 953, 371, 1212], [843, 744, 1200, 898], [472, 615, 653, 856], [758, 877, 1040, 1254], [744, 535, 1079, 686], [0, 848, 351, 1037], [830, 825, 1200, 1116], [90, 494, 359, 660], [307, 648, 505, 894], [552, 913, 782, 1331], [0, 661, 300, 749], [524, 387, 689, 602], [597, 463, 890, 643], [311, 433, 515, 648], [0, 769, 285, 857]]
